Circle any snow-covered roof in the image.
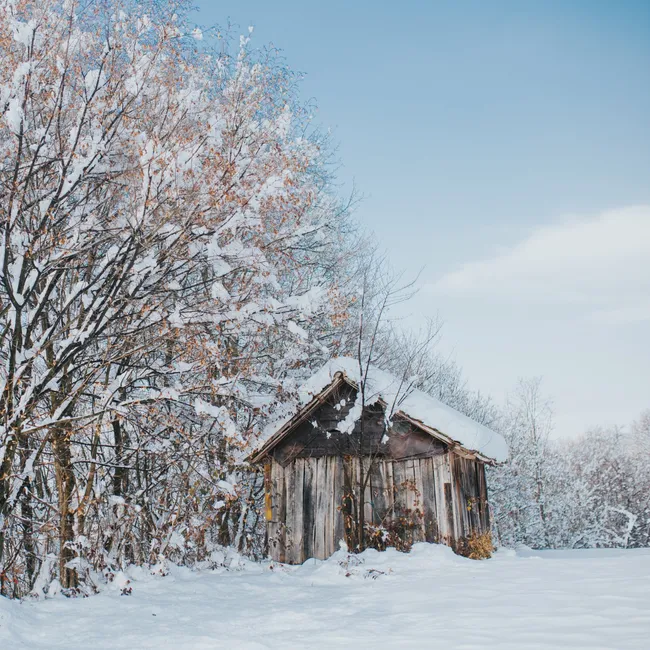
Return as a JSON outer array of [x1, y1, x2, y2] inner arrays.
[[253, 357, 508, 463]]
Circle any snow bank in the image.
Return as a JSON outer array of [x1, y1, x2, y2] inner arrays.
[[261, 357, 508, 462]]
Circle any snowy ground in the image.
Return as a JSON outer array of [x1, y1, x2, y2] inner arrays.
[[1, 544, 649, 650]]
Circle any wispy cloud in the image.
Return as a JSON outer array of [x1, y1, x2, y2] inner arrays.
[[431, 206, 650, 323]]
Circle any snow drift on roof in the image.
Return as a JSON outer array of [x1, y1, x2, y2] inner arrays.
[[259, 357, 508, 462]]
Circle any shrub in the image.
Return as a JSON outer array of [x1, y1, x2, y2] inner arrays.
[[455, 532, 494, 560]]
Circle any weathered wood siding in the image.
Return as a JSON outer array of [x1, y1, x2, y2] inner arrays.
[[266, 452, 490, 563], [270, 383, 447, 466]]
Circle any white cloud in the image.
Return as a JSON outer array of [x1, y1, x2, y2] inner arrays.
[[432, 205, 650, 323]]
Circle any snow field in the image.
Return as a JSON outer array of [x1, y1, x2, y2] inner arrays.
[[1, 543, 649, 649]]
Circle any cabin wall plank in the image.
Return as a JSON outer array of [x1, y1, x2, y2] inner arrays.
[[478, 462, 490, 532], [267, 461, 285, 562], [302, 458, 315, 562], [284, 459, 296, 563], [431, 453, 451, 543], [314, 457, 330, 558], [384, 460, 395, 525], [331, 455, 345, 552], [369, 460, 387, 526], [361, 457, 374, 527], [391, 459, 409, 520], [292, 459, 306, 563], [451, 455, 467, 538], [420, 457, 439, 543], [412, 459, 426, 542], [321, 457, 333, 556], [468, 459, 481, 533]]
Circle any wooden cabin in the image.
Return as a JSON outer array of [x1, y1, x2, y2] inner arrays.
[[250, 358, 507, 563]]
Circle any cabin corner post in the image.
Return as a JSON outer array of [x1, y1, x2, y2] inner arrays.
[[264, 461, 273, 523], [264, 459, 288, 562], [479, 461, 491, 535]]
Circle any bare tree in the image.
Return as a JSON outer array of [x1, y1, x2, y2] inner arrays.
[[337, 261, 442, 551]]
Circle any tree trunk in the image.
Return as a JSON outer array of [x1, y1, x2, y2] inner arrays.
[[112, 418, 128, 499], [19, 474, 37, 590], [52, 425, 78, 590]]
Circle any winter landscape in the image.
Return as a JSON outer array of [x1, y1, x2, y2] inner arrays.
[[1, 0, 649, 648]]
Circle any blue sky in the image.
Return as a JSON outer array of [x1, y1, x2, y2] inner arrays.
[[196, 0, 650, 436]]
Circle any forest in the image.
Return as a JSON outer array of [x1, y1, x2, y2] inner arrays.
[[0, 0, 648, 600]]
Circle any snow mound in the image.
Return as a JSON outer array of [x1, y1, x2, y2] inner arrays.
[[283, 541, 462, 584]]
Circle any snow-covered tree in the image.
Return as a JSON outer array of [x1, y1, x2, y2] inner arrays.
[[0, 0, 354, 596], [489, 389, 649, 551]]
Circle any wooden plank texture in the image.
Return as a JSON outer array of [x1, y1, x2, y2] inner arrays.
[[264, 445, 492, 562], [301, 458, 314, 562]]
